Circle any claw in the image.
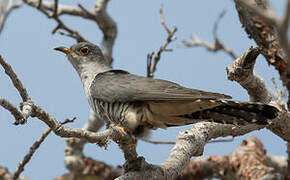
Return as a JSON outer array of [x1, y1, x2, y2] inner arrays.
[[116, 125, 126, 135]]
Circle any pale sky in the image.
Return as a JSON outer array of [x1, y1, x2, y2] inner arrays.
[[0, 0, 286, 179]]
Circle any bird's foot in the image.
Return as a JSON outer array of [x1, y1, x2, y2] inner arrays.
[[115, 124, 127, 136]]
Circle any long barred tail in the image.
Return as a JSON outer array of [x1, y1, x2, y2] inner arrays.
[[180, 100, 279, 125]]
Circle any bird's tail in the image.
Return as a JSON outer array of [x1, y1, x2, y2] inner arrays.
[[145, 100, 279, 128]]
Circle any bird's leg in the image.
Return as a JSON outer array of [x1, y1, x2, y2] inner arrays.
[[115, 124, 127, 135]]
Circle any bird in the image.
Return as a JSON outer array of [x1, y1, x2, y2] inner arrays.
[[54, 42, 278, 137]]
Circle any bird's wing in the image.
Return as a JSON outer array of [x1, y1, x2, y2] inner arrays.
[[89, 70, 232, 102]]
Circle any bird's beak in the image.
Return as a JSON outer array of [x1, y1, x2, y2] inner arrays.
[[54, 46, 72, 55]]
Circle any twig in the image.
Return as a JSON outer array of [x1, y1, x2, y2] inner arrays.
[[23, 0, 117, 63], [183, 10, 237, 60], [0, 56, 31, 124], [23, 0, 86, 42], [12, 117, 76, 180], [271, 77, 285, 108], [0, 98, 24, 123], [147, 5, 177, 78]]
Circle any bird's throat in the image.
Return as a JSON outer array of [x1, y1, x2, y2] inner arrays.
[[78, 62, 112, 97]]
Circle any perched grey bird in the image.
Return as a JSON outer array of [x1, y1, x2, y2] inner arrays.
[[55, 42, 278, 137]]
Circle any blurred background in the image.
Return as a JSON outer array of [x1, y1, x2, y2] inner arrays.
[[0, 0, 286, 179]]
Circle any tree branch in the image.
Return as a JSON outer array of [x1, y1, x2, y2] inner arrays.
[[23, 0, 117, 64], [234, 0, 290, 108], [12, 118, 75, 180], [178, 136, 286, 179], [183, 10, 237, 60], [226, 47, 272, 103], [117, 122, 266, 180], [147, 5, 177, 78], [0, 97, 24, 123]]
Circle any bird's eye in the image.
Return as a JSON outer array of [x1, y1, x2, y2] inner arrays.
[[79, 47, 89, 55]]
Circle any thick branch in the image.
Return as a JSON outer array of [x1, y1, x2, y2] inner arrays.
[[226, 47, 272, 103], [226, 47, 290, 142], [234, 0, 290, 108], [117, 122, 264, 179], [178, 137, 286, 179]]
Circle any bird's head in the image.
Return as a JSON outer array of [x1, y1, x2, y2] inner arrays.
[[54, 42, 109, 69]]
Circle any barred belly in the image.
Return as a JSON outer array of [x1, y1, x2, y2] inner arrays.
[[92, 99, 145, 130]]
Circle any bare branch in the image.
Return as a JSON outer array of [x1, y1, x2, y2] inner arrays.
[[22, 0, 117, 64], [183, 11, 237, 60], [0, 56, 31, 124], [234, 0, 290, 108], [117, 122, 265, 180], [12, 118, 75, 180], [147, 5, 177, 78], [226, 47, 272, 103], [178, 137, 285, 179], [0, 98, 24, 123]]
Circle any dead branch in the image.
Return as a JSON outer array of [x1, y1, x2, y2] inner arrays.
[[13, 118, 75, 180], [178, 136, 286, 180], [116, 122, 265, 180], [23, 0, 117, 64], [234, 0, 290, 108], [226, 47, 272, 103], [147, 5, 177, 78], [183, 10, 237, 60], [0, 98, 24, 123]]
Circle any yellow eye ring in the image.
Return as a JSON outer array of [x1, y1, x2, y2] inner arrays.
[[80, 46, 89, 55]]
